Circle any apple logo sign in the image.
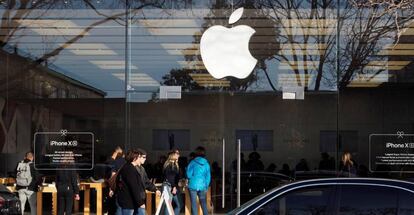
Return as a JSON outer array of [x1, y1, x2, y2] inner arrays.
[[200, 7, 257, 79]]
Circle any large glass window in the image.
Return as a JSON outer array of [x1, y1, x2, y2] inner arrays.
[[338, 1, 414, 179], [127, 0, 338, 210], [0, 0, 127, 180], [0, 0, 413, 213]]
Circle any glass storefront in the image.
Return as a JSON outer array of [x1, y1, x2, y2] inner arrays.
[[0, 0, 413, 213]]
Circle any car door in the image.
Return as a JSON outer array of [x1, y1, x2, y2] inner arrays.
[[336, 184, 398, 215], [398, 189, 414, 215], [249, 184, 337, 215]]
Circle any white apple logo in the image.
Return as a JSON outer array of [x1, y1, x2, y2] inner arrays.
[[200, 7, 257, 79]]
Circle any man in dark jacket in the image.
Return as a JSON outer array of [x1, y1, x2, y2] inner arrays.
[[134, 148, 161, 215], [116, 149, 146, 215], [56, 163, 80, 215], [15, 151, 41, 215]]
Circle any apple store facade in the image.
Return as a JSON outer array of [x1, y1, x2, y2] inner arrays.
[[0, 0, 414, 212]]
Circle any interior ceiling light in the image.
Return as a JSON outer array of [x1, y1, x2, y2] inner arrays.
[[280, 28, 336, 36], [113, 73, 160, 87], [278, 74, 314, 86], [59, 43, 118, 56], [281, 19, 337, 27], [279, 61, 319, 70], [278, 49, 325, 55], [166, 49, 200, 55], [378, 50, 414, 55], [280, 43, 328, 50], [138, 19, 199, 28], [177, 61, 204, 66], [89, 60, 138, 69], [69, 49, 117, 55], [61, 43, 111, 50], [146, 28, 201, 36], [367, 61, 411, 66], [177, 61, 205, 69], [279, 18, 337, 36], [378, 44, 414, 56], [189, 73, 230, 87], [349, 73, 391, 87], [400, 28, 414, 35], [364, 61, 410, 70], [347, 83, 381, 87], [16, 19, 89, 36], [383, 44, 414, 50], [160, 43, 199, 50], [347, 73, 388, 87]]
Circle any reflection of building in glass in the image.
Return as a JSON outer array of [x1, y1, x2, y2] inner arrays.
[[0, 47, 105, 99], [0, 47, 104, 156]]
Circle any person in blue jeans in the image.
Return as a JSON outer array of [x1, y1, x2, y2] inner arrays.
[[163, 149, 183, 215], [186, 146, 211, 215]]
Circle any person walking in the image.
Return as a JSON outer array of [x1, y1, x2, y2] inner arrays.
[[162, 149, 183, 215], [15, 152, 40, 215], [116, 150, 146, 215], [56, 164, 80, 215], [186, 146, 211, 215], [107, 146, 126, 215], [134, 148, 161, 215]]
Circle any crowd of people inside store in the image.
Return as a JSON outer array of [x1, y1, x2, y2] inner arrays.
[[8, 146, 406, 215], [11, 146, 212, 215]]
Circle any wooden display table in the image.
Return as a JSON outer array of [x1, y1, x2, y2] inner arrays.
[[36, 182, 106, 215], [37, 186, 58, 215], [33, 183, 212, 215], [79, 181, 106, 215], [0, 177, 15, 185]]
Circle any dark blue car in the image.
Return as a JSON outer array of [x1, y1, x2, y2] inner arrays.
[[0, 184, 21, 215], [229, 178, 414, 215]]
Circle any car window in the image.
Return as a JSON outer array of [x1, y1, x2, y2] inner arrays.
[[252, 185, 335, 215], [338, 185, 398, 215], [398, 190, 414, 215]]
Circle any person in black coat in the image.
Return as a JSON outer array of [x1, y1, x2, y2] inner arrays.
[[56, 159, 80, 215], [116, 149, 146, 215]]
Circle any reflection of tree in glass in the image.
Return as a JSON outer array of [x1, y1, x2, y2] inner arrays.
[[162, 0, 280, 91], [0, 0, 173, 97], [266, 0, 414, 90], [337, 1, 414, 89]]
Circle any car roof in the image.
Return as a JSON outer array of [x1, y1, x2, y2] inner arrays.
[[230, 177, 414, 215], [291, 177, 414, 189]]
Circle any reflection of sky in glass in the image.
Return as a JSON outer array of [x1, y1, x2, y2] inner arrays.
[[0, 5, 412, 97]]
